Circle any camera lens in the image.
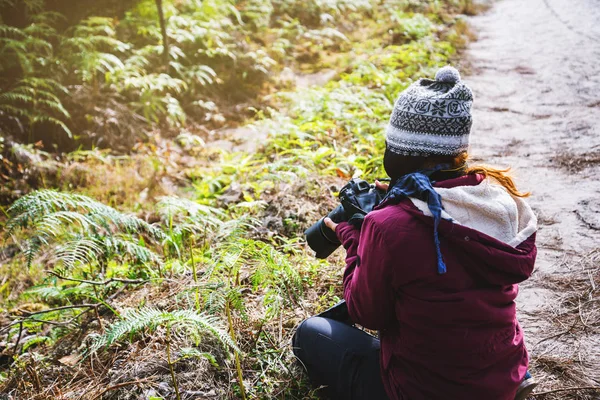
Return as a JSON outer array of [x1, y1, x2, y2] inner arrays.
[[304, 204, 346, 259], [304, 218, 341, 259]]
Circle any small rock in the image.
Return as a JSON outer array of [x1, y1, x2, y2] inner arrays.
[[157, 381, 173, 395]]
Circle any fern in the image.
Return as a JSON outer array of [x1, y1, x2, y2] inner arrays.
[[178, 347, 219, 367], [25, 281, 99, 303], [157, 196, 225, 224], [0, 23, 53, 74], [0, 78, 71, 138], [54, 237, 106, 270], [7, 190, 164, 240], [59, 17, 129, 84], [239, 0, 274, 29], [91, 307, 239, 353], [21, 336, 51, 352], [6, 190, 165, 269], [103, 236, 163, 265]]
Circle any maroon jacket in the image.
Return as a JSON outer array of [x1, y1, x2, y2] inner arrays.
[[335, 174, 536, 400]]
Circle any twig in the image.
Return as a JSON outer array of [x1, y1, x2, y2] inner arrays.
[[29, 313, 90, 327], [107, 284, 127, 301], [166, 324, 182, 400], [46, 270, 147, 285], [189, 237, 201, 311], [13, 320, 23, 355], [532, 386, 600, 396], [92, 378, 153, 399], [578, 300, 592, 329], [533, 319, 578, 349], [226, 301, 246, 400], [0, 308, 94, 334], [18, 303, 100, 317], [93, 304, 104, 332], [574, 210, 600, 231], [1, 304, 100, 334]]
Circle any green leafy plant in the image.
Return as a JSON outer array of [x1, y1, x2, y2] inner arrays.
[[391, 12, 435, 41], [6, 190, 164, 270], [91, 306, 238, 352], [0, 78, 72, 140]]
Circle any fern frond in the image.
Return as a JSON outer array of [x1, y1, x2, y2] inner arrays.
[[92, 307, 238, 354], [19, 77, 68, 94], [187, 65, 217, 86], [103, 236, 162, 265], [7, 190, 165, 240], [23, 23, 56, 39], [6, 190, 83, 233], [0, 25, 27, 39], [22, 0, 44, 13], [37, 211, 99, 238], [34, 99, 70, 118], [157, 196, 225, 221], [205, 287, 227, 315], [34, 116, 72, 137], [6, 190, 166, 267], [95, 52, 126, 73], [0, 93, 32, 105], [0, 38, 32, 73], [164, 95, 186, 128], [216, 216, 258, 241], [108, 212, 166, 241], [26, 87, 64, 104], [0, 77, 71, 137], [23, 36, 53, 55], [54, 237, 105, 270], [24, 235, 46, 267], [26, 285, 66, 301]]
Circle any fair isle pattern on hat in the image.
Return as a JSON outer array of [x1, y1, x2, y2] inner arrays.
[[385, 66, 473, 156]]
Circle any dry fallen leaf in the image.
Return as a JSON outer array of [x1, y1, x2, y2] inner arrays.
[[58, 354, 81, 367]]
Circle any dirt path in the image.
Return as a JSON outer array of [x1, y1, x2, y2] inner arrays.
[[466, 0, 600, 395]]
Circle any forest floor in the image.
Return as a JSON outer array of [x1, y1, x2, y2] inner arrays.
[[1, 0, 600, 399], [464, 0, 600, 398]]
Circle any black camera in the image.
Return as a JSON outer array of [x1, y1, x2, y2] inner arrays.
[[304, 178, 385, 259]]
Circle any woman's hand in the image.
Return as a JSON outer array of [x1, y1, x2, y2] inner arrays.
[[324, 217, 338, 232], [375, 180, 389, 191], [324, 180, 388, 232]]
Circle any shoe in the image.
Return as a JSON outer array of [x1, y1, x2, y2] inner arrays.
[[514, 377, 538, 400]]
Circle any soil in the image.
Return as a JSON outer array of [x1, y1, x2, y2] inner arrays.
[[466, 0, 600, 397]]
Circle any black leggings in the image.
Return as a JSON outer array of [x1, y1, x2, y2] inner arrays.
[[292, 316, 389, 400]]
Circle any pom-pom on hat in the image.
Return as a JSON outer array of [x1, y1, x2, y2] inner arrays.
[[385, 66, 473, 157]]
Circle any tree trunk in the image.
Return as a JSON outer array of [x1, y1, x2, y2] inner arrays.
[[155, 0, 169, 70]]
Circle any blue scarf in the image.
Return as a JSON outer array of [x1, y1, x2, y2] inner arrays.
[[383, 167, 448, 274]]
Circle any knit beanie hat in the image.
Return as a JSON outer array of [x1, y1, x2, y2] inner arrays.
[[385, 66, 473, 157]]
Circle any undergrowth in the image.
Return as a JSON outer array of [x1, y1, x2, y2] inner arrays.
[[0, 0, 480, 398]]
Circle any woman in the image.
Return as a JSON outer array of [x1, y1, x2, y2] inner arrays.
[[293, 66, 538, 400]]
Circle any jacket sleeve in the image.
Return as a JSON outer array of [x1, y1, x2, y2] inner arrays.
[[336, 217, 396, 330]]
